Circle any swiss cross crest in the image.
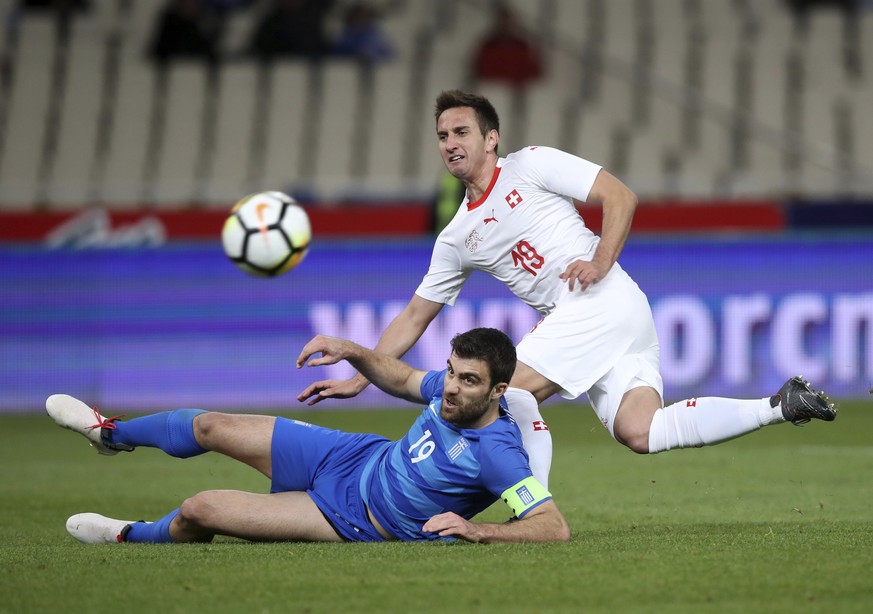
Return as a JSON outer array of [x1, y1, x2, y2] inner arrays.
[[532, 420, 549, 432], [505, 189, 523, 208]]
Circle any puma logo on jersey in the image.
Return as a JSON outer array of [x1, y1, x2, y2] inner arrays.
[[483, 209, 498, 224]]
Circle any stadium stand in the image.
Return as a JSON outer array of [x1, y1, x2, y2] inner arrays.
[[0, 12, 55, 208], [202, 61, 259, 203], [259, 61, 310, 194], [0, 0, 872, 213], [311, 59, 364, 195]]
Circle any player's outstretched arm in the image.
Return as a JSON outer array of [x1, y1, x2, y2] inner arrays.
[[297, 335, 426, 404], [375, 294, 445, 356], [422, 500, 569, 544], [296, 295, 444, 405]]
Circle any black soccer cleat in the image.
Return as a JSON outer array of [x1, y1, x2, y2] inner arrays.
[[770, 376, 837, 426]]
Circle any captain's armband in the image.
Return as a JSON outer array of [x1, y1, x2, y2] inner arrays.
[[500, 476, 552, 518]]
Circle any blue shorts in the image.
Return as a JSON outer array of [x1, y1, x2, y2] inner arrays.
[[270, 417, 391, 542]]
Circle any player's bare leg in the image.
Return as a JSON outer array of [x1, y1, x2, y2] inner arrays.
[[510, 361, 563, 404], [192, 413, 275, 477], [67, 490, 344, 544], [612, 386, 662, 452], [171, 490, 343, 543]]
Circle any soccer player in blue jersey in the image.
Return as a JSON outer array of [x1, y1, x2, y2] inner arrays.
[[49, 328, 569, 544]]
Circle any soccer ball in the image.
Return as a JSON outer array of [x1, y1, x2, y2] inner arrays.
[[221, 191, 311, 277]]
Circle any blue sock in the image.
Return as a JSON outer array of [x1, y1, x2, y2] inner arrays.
[[108, 409, 208, 458], [124, 509, 179, 543]]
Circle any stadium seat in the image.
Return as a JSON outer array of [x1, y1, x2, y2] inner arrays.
[[202, 62, 260, 206], [750, 9, 792, 132], [44, 17, 108, 209], [601, 0, 635, 65], [650, 0, 687, 88], [310, 60, 363, 199], [365, 63, 417, 195], [646, 95, 683, 171], [259, 61, 310, 195], [861, 10, 873, 79], [0, 15, 55, 207], [150, 62, 211, 205], [849, 77, 873, 196], [97, 59, 157, 208], [91, 0, 167, 208], [573, 104, 612, 170], [379, 0, 424, 60], [520, 85, 566, 149], [687, 116, 733, 197], [800, 11, 848, 164], [552, 0, 592, 47], [595, 73, 633, 146], [624, 128, 668, 197]]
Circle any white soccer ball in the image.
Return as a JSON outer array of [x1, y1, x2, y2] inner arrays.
[[221, 191, 311, 277]]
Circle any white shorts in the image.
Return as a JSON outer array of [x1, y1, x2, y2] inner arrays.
[[515, 262, 664, 437]]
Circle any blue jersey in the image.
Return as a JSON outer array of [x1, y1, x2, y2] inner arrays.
[[360, 369, 551, 541]]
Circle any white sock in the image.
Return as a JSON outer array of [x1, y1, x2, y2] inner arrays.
[[648, 396, 784, 453], [503, 388, 552, 490]]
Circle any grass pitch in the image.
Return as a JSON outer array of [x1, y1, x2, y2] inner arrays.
[[2, 400, 872, 613]]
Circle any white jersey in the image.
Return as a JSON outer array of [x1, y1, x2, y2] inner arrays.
[[415, 146, 602, 315]]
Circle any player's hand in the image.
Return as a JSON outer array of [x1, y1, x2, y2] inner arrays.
[[423, 512, 484, 543], [296, 336, 370, 405], [296, 334, 350, 368], [559, 258, 609, 292], [296, 375, 369, 406]]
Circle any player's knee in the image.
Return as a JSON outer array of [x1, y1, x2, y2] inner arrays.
[[613, 413, 652, 454], [192, 412, 224, 448], [178, 491, 218, 528], [613, 388, 660, 454], [617, 429, 651, 455]]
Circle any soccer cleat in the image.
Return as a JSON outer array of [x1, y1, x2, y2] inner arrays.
[[770, 376, 837, 426], [45, 394, 133, 455], [66, 513, 135, 544]]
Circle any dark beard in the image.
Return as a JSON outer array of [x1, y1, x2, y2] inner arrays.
[[441, 393, 492, 428]]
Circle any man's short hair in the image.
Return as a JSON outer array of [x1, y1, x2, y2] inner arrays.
[[434, 89, 501, 143], [450, 328, 516, 387]]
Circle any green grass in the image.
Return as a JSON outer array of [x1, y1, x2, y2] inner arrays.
[[2, 401, 872, 613]]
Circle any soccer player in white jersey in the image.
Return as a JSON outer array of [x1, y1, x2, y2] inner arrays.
[[49, 328, 568, 545], [298, 89, 836, 488]]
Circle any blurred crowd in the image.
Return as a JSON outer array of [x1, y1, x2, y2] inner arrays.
[[9, 0, 399, 64], [148, 0, 397, 65], [8, 0, 553, 82], [15, 0, 869, 83]]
